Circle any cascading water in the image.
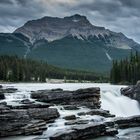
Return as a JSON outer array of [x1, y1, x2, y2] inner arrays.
[[100, 85, 140, 117], [1, 83, 140, 140], [1, 83, 140, 117]]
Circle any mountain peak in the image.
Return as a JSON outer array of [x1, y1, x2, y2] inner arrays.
[[14, 14, 109, 43], [64, 14, 87, 20], [14, 14, 139, 50]]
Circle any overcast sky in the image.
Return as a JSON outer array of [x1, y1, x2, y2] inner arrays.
[[0, 0, 140, 43]]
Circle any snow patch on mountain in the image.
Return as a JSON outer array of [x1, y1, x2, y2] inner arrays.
[[106, 52, 112, 61], [14, 14, 140, 50]]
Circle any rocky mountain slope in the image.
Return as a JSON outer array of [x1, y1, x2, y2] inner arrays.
[[0, 14, 140, 73]]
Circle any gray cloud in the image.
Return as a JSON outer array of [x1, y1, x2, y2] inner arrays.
[[0, 0, 140, 43]]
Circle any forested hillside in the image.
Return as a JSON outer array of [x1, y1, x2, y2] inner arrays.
[[0, 55, 106, 82], [110, 52, 140, 84]]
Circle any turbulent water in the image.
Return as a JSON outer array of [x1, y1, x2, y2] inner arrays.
[[1, 83, 140, 140]]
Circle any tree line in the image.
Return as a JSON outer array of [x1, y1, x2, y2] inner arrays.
[[0, 55, 106, 82], [110, 51, 140, 84]]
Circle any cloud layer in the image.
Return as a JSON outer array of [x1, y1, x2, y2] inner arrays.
[[0, 0, 140, 43]]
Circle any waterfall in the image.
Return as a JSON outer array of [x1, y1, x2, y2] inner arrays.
[[100, 85, 140, 117], [1, 83, 140, 140]]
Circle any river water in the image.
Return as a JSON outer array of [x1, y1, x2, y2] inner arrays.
[[1, 83, 140, 140]]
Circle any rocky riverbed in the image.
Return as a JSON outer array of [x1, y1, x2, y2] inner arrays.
[[0, 83, 140, 140]]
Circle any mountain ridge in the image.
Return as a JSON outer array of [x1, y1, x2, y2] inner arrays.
[[0, 14, 140, 73], [14, 14, 139, 49]]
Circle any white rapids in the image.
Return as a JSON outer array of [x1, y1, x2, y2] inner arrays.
[[1, 83, 140, 140], [1, 83, 140, 117]]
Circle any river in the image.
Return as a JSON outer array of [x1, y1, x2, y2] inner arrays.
[[1, 83, 140, 140]]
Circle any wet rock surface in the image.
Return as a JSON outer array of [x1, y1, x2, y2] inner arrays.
[[77, 109, 115, 118], [114, 115, 140, 129], [0, 93, 5, 100], [0, 86, 17, 100], [1, 86, 140, 140], [63, 105, 79, 110], [49, 123, 118, 140], [63, 115, 76, 120], [121, 81, 140, 102], [31, 87, 101, 109], [0, 87, 18, 94], [0, 103, 59, 137]]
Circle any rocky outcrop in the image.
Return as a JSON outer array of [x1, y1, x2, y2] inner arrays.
[[65, 120, 89, 125], [77, 109, 115, 118], [0, 87, 18, 93], [0, 86, 18, 100], [0, 93, 5, 100], [0, 103, 59, 137], [63, 105, 79, 110], [49, 122, 118, 140], [20, 99, 35, 104], [31, 87, 100, 109], [11, 103, 51, 109], [48, 115, 140, 140], [114, 115, 140, 129], [63, 115, 76, 120], [121, 81, 140, 102], [28, 108, 59, 123]]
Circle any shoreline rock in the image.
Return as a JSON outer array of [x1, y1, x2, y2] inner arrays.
[[121, 81, 140, 102]]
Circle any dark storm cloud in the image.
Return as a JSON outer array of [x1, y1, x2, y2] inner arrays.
[[0, 0, 13, 4], [0, 0, 140, 43]]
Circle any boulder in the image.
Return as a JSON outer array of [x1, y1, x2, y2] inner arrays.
[[77, 109, 115, 118], [0, 87, 17, 94], [0, 85, 2, 88], [114, 115, 140, 129], [50, 122, 118, 140], [63, 105, 79, 110], [121, 81, 140, 102], [0, 93, 5, 100], [27, 108, 60, 123], [65, 120, 89, 125], [31, 87, 101, 109], [63, 115, 76, 120], [20, 99, 35, 104], [11, 103, 51, 109]]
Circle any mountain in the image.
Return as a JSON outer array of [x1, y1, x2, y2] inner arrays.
[[0, 14, 140, 73]]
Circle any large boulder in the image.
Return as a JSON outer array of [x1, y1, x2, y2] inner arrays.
[[121, 81, 140, 102], [31, 87, 101, 109]]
